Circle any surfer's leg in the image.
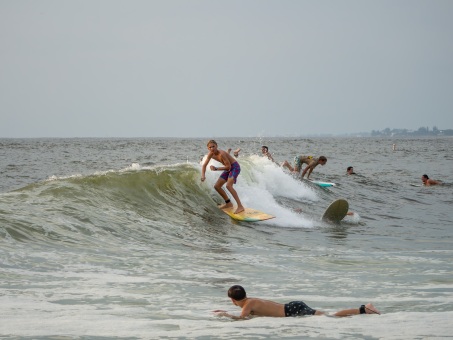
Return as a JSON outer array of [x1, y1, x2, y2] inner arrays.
[[214, 178, 233, 209], [226, 178, 244, 214], [332, 303, 381, 317], [281, 160, 294, 172], [282, 161, 293, 171], [225, 163, 244, 214]]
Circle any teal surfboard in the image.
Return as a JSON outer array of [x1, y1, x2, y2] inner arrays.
[[309, 180, 336, 187]]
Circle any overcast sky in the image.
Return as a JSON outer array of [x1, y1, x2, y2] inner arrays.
[[1, 0, 452, 138]]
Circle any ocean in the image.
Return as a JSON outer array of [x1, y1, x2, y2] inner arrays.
[[0, 137, 452, 339]]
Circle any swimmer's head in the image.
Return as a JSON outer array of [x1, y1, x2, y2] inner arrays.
[[422, 174, 429, 183], [228, 285, 246, 301], [261, 146, 268, 153], [319, 156, 327, 165]]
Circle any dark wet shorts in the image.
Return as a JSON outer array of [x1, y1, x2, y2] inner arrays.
[[284, 301, 316, 317], [220, 162, 241, 184]]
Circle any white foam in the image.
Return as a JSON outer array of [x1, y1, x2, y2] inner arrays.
[[199, 155, 318, 228]]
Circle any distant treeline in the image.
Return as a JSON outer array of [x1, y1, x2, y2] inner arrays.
[[371, 126, 453, 136]]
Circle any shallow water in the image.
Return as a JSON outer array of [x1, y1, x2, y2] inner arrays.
[[0, 137, 452, 339]]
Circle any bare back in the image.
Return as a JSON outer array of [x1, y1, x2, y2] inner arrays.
[[240, 298, 285, 318]]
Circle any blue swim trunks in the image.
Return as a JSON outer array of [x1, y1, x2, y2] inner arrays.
[[220, 162, 241, 183], [284, 301, 316, 317]]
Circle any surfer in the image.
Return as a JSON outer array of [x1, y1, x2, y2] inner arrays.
[[261, 145, 277, 163], [347, 166, 356, 175], [282, 155, 327, 179], [201, 140, 245, 214], [214, 285, 380, 319], [421, 174, 440, 186]]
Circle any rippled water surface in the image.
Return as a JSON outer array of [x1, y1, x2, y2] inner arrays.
[[0, 137, 452, 339]]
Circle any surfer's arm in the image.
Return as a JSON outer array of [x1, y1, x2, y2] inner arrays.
[[214, 307, 251, 320], [301, 165, 311, 179], [214, 311, 248, 320], [201, 154, 213, 181]]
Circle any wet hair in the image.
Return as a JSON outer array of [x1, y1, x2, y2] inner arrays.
[[422, 174, 429, 179], [207, 140, 217, 147], [228, 285, 246, 301], [319, 156, 327, 162], [347, 166, 353, 171], [261, 146, 268, 152]]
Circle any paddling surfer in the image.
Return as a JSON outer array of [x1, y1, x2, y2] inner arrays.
[[201, 140, 245, 214], [282, 155, 327, 179], [421, 174, 441, 186], [261, 145, 275, 162], [214, 285, 380, 319]]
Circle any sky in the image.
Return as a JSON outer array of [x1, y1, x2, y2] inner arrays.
[[1, 0, 453, 138]]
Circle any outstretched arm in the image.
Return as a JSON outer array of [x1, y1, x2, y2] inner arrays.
[[214, 303, 253, 320], [214, 311, 249, 320]]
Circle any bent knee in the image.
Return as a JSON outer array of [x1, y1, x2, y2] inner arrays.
[[225, 182, 236, 190]]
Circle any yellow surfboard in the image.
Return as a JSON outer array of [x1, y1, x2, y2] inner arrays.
[[220, 207, 275, 222], [321, 198, 349, 223]]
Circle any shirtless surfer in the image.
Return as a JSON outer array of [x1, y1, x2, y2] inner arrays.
[[201, 140, 245, 214], [214, 285, 380, 319], [282, 155, 327, 179], [261, 145, 277, 163], [421, 174, 441, 186]]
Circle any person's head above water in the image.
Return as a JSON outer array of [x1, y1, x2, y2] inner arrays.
[[228, 285, 247, 301]]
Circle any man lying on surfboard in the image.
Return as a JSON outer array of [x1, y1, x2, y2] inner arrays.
[[421, 174, 441, 186], [282, 155, 327, 179], [214, 285, 380, 319], [201, 140, 245, 214]]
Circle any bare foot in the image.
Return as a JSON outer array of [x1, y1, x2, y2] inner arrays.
[[219, 202, 233, 209], [365, 303, 381, 315], [234, 206, 245, 214], [233, 148, 241, 157]]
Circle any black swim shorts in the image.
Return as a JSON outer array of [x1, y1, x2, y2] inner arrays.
[[284, 301, 316, 317]]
